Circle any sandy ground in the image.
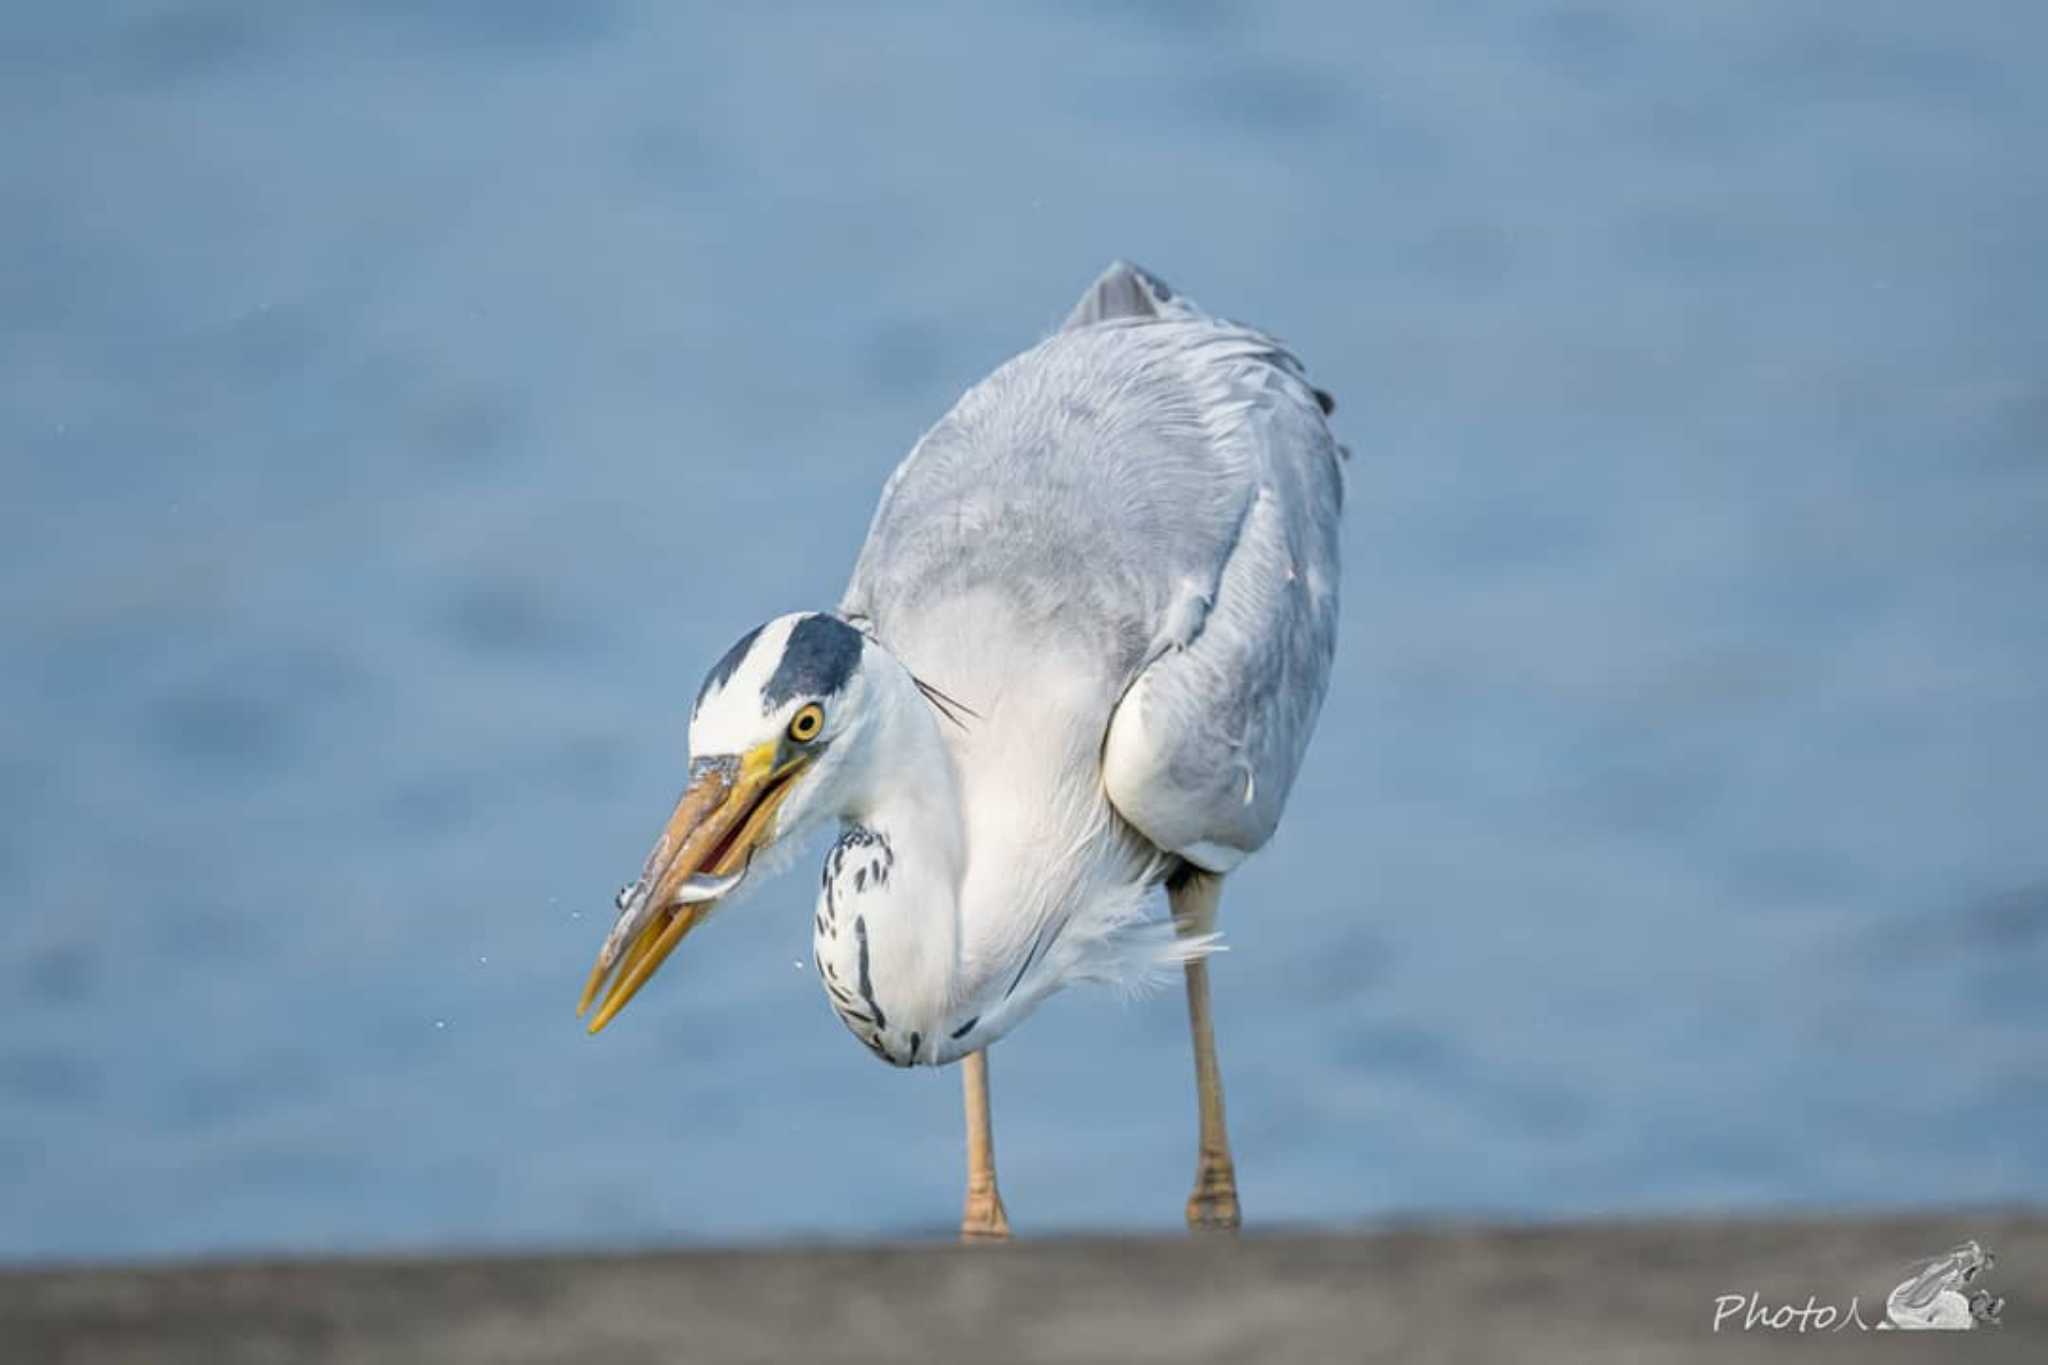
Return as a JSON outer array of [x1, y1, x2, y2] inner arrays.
[[3, 1211, 2040, 1363]]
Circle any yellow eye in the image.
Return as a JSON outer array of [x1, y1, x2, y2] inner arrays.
[[788, 703, 824, 743]]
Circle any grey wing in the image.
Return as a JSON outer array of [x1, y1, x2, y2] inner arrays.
[[1075, 266, 1345, 873], [1099, 451, 1342, 872]]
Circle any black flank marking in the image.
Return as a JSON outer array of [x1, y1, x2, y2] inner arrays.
[[908, 1031, 921, 1061], [853, 915, 886, 1031], [760, 614, 864, 710], [949, 1016, 979, 1040], [694, 624, 764, 713], [1004, 918, 1063, 1001], [854, 866, 866, 893]]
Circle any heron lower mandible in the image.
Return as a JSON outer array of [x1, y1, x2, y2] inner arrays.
[[579, 261, 1344, 1239]]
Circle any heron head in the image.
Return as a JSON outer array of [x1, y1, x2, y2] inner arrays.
[[578, 612, 877, 1032]]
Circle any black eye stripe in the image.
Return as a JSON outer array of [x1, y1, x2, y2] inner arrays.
[[760, 613, 862, 711]]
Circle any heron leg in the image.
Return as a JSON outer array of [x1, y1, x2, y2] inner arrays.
[[959, 1047, 1011, 1242], [1171, 870, 1241, 1233]]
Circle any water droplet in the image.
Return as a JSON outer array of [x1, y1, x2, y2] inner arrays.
[[434, 1020, 447, 1030]]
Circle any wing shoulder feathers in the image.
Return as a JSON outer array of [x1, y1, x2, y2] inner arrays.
[[1062, 260, 1338, 418], [1061, 259, 1204, 329]]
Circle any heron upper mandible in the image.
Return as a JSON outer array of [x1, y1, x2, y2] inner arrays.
[[579, 261, 1343, 1239]]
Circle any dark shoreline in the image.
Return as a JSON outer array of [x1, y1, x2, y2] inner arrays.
[[5, 1211, 2041, 1363]]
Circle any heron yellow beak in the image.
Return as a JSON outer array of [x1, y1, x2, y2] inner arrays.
[[578, 740, 809, 1034]]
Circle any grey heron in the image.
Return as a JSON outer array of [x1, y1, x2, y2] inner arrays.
[[579, 261, 1343, 1239]]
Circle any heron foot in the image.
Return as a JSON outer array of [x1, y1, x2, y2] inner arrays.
[[1185, 1161, 1241, 1234], [960, 1185, 1011, 1243]]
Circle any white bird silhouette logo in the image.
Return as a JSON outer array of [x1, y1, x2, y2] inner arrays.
[[1879, 1241, 2004, 1330]]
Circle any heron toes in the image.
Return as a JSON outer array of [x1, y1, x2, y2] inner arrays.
[[960, 1187, 1012, 1244], [1185, 1164, 1242, 1234]]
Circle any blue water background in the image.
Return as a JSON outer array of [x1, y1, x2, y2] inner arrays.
[[3, 2, 2044, 1261]]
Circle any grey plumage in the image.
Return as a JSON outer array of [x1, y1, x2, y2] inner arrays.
[[842, 261, 1343, 875]]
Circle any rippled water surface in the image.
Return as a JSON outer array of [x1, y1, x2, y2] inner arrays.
[[3, 2, 2044, 1260]]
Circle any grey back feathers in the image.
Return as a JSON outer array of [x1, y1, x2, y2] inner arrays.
[[1063, 261, 1336, 417], [841, 260, 1343, 871]]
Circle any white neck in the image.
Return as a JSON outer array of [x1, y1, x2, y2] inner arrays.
[[810, 654, 968, 1066], [808, 634, 1199, 1067]]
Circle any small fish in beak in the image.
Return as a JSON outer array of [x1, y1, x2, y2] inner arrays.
[[578, 742, 811, 1033]]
